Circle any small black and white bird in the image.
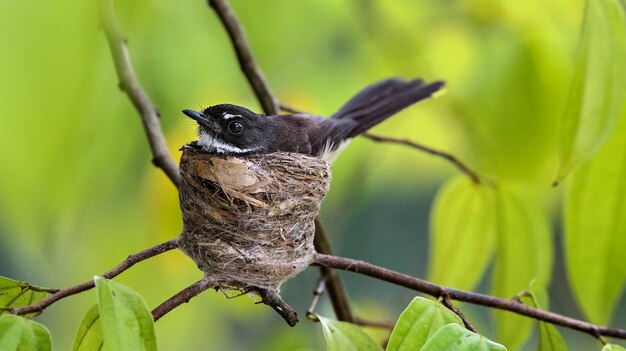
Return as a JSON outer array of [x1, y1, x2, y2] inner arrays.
[[183, 78, 444, 162]]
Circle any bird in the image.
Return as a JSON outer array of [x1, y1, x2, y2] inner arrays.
[[183, 78, 444, 162]]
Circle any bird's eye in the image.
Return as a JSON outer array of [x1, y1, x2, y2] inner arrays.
[[228, 121, 244, 134]]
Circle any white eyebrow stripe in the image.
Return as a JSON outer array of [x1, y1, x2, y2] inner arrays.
[[222, 113, 242, 120]]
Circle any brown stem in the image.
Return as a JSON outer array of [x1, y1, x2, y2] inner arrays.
[[206, 0, 353, 324], [363, 132, 482, 184], [152, 277, 216, 321], [100, 0, 181, 187], [441, 294, 477, 333], [207, 0, 280, 115], [17, 283, 59, 294], [12, 238, 179, 316], [11, 2, 184, 318], [306, 277, 327, 321], [256, 288, 299, 327], [314, 218, 355, 323], [280, 103, 482, 185], [307, 274, 394, 330], [313, 254, 626, 340]]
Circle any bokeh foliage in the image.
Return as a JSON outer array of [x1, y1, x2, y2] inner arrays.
[[1, 0, 624, 350]]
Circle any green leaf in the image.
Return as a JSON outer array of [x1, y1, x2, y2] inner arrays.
[[94, 277, 158, 351], [491, 185, 553, 350], [536, 320, 567, 351], [520, 281, 568, 351], [420, 323, 507, 351], [564, 103, 626, 324], [317, 315, 382, 351], [428, 176, 497, 290], [387, 297, 463, 351], [603, 345, 626, 351], [556, 0, 626, 181], [0, 314, 52, 351], [0, 276, 52, 316], [72, 304, 103, 351]]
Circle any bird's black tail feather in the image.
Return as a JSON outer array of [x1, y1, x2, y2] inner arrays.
[[331, 78, 444, 138], [307, 78, 444, 158]]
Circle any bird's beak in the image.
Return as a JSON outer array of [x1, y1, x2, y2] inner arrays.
[[183, 109, 222, 135], [183, 109, 209, 124]]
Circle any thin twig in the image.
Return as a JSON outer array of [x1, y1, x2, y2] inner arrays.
[[306, 277, 327, 321], [11, 238, 179, 316], [512, 290, 531, 303], [12, 2, 184, 318], [441, 294, 477, 333], [256, 288, 299, 327], [280, 103, 483, 185], [307, 274, 394, 330], [363, 133, 482, 184], [313, 254, 626, 340], [16, 283, 59, 294], [100, 0, 181, 187], [152, 277, 216, 321], [314, 218, 355, 323], [207, 0, 279, 115]]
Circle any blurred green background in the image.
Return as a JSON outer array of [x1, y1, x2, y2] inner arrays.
[[0, 0, 614, 350]]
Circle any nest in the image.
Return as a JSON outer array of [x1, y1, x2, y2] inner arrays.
[[177, 144, 331, 292]]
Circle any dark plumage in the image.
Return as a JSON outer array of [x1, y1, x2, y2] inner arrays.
[[183, 78, 444, 161]]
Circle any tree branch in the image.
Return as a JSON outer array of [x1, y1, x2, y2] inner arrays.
[[306, 276, 393, 330], [441, 293, 477, 333], [313, 218, 354, 323], [152, 277, 216, 322], [207, 0, 280, 115], [100, 0, 181, 187], [206, 0, 353, 324], [281, 103, 483, 185], [10, 3, 185, 319], [306, 276, 326, 321], [256, 288, 299, 327], [313, 253, 626, 340], [362, 133, 482, 184], [11, 238, 179, 316]]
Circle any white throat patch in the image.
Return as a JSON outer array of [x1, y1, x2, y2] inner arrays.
[[198, 132, 261, 155]]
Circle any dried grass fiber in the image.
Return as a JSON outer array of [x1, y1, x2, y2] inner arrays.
[[178, 145, 331, 291]]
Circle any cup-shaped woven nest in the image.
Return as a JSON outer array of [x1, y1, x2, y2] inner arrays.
[[178, 144, 331, 292]]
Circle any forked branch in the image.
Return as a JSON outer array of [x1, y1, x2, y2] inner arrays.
[[11, 238, 179, 316], [314, 254, 626, 339]]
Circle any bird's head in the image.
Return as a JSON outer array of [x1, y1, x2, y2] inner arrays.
[[183, 104, 273, 155]]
